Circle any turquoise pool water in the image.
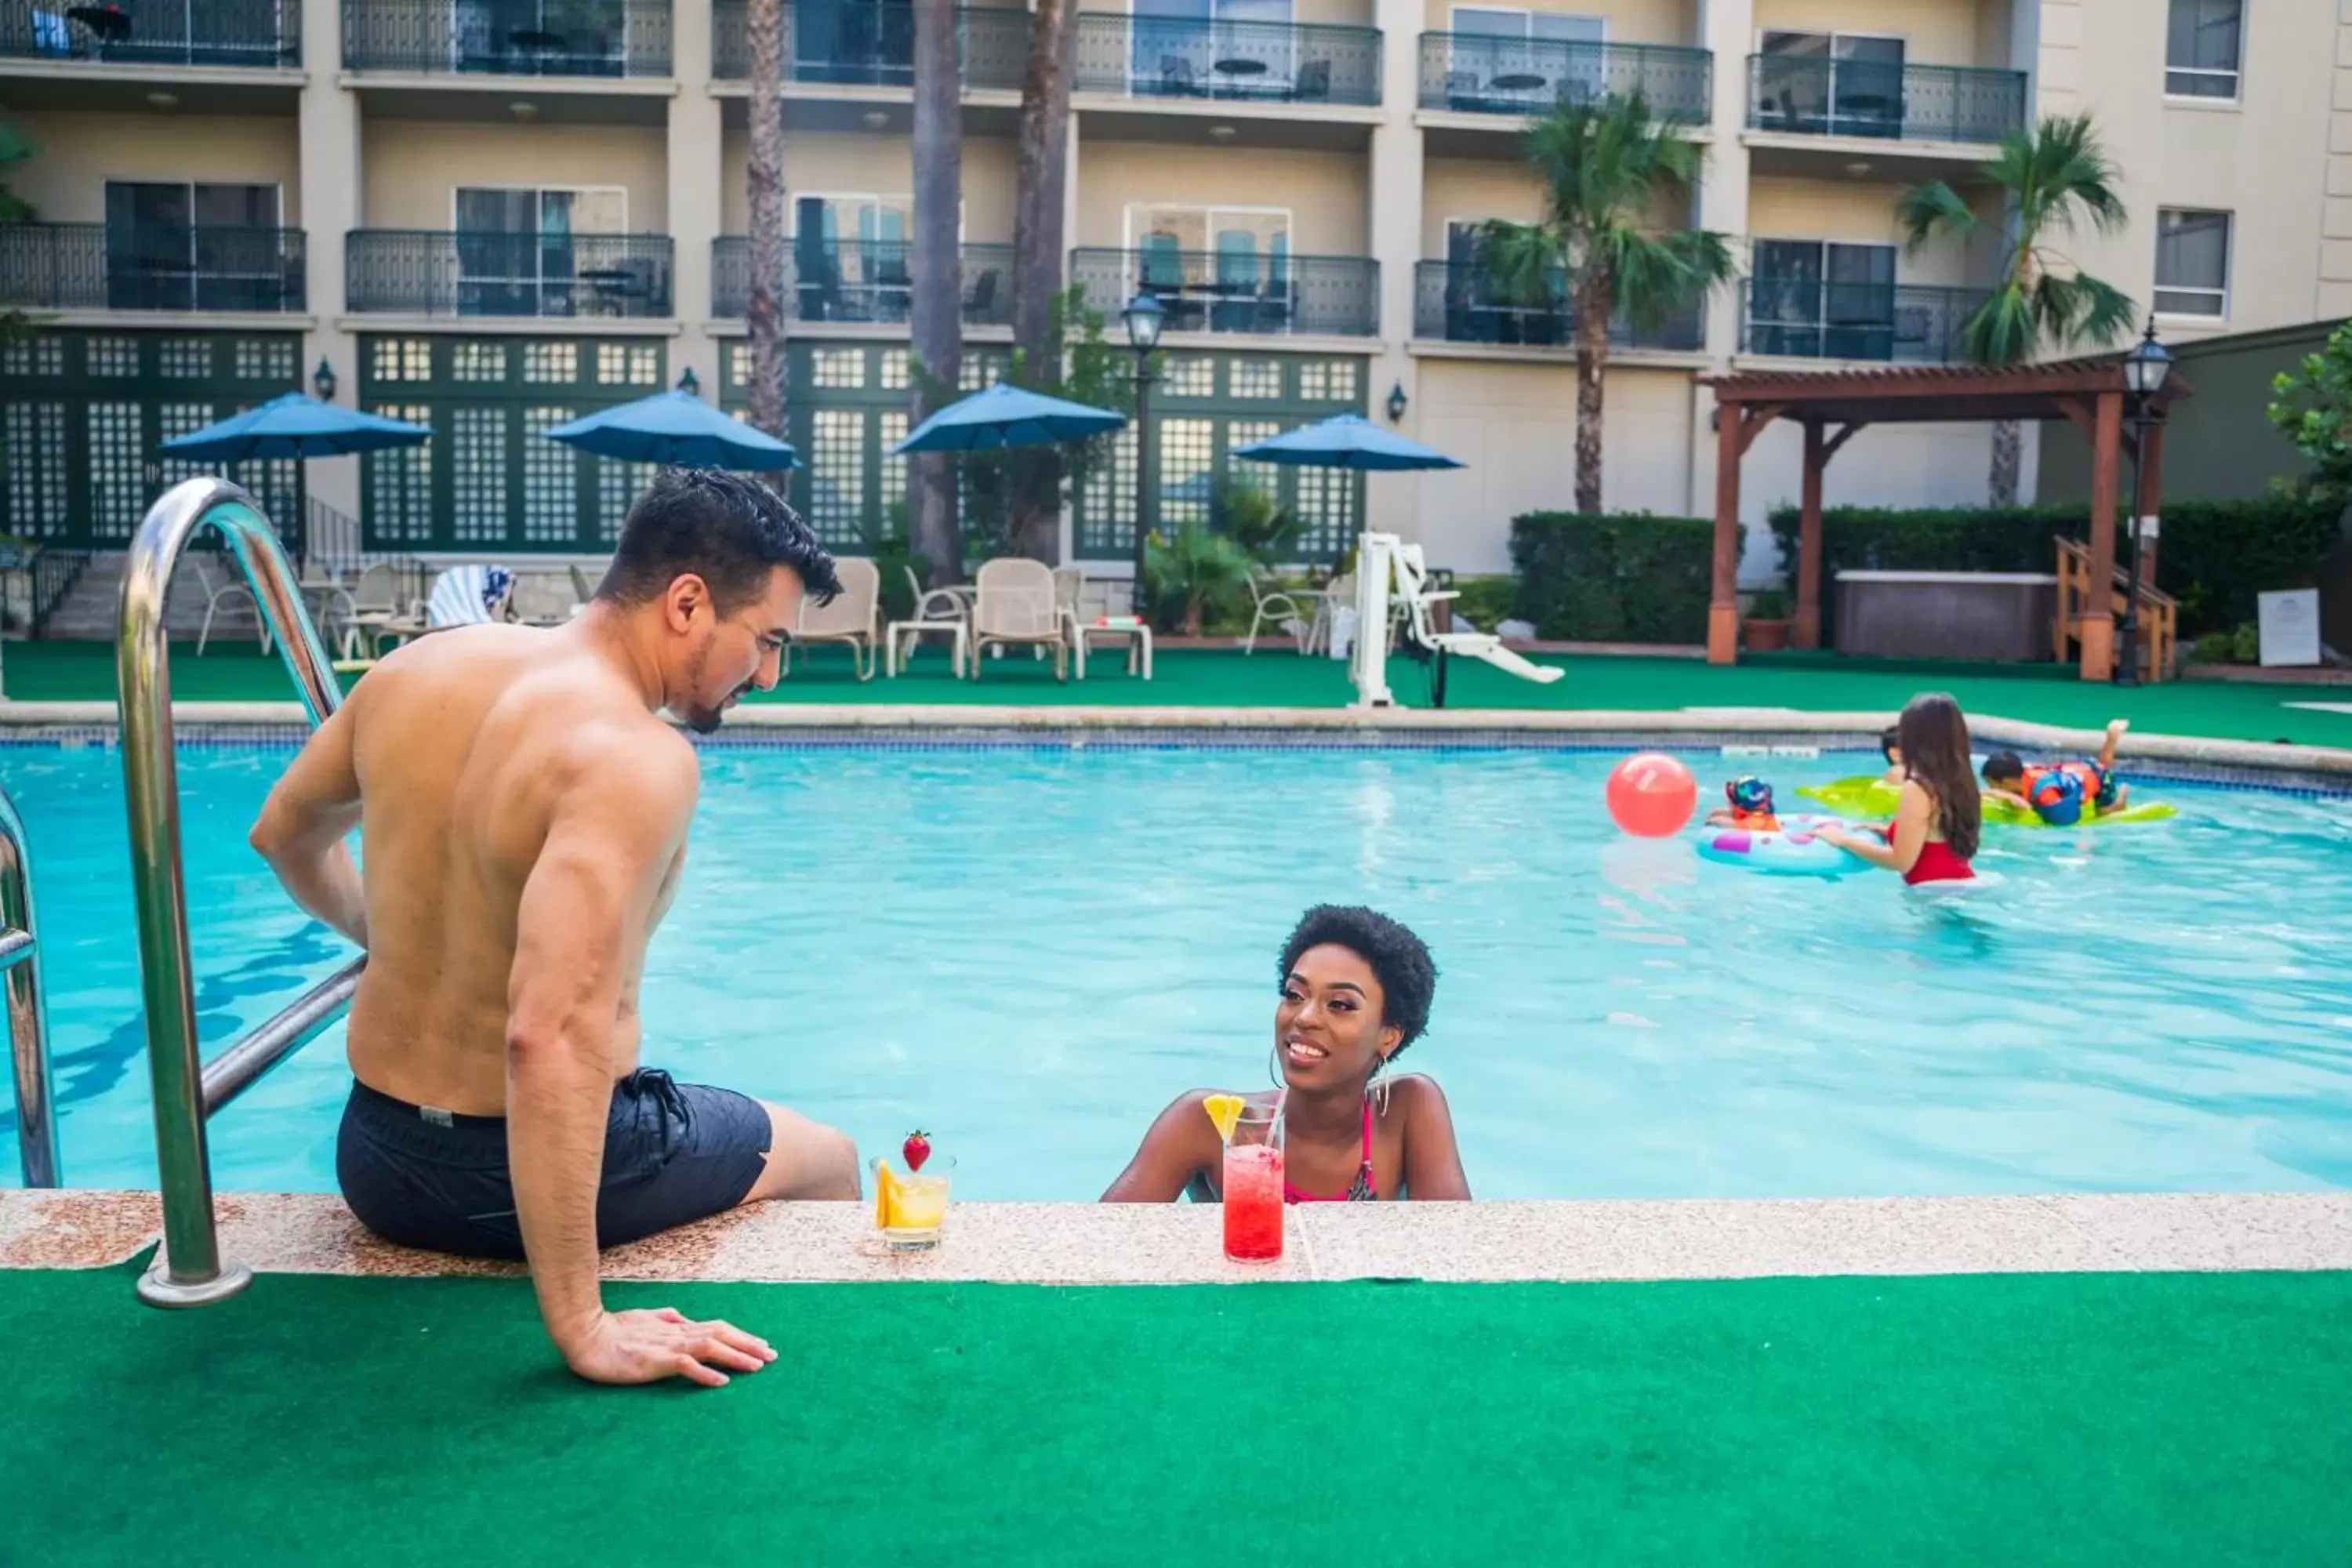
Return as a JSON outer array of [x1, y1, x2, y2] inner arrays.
[[3, 740, 2350, 1200]]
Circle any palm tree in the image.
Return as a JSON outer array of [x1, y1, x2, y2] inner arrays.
[[1477, 92, 1733, 515], [1896, 113, 2135, 505], [743, 0, 787, 436], [1008, 0, 1077, 558], [907, 0, 963, 584]]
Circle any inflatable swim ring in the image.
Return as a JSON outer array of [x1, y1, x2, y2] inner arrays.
[[1797, 776, 2179, 828], [1694, 813, 1871, 877]]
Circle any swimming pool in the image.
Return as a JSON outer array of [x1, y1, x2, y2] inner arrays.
[[3, 736, 2350, 1200]]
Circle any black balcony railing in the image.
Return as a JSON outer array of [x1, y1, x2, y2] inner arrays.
[[347, 230, 673, 317], [0, 223, 307, 311], [1418, 34, 1710, 122], [1072, 13, 1379, 105], [710, 0, 1026, 88], [0, 0, 296, 66], [1740, 279, 1982, 362], [710, 236, 1014, 326], [343, 0, 672, 74], [1412, 260, 1704, 350], [1746, 54, 2025, 145], [1073, 246, 1377, 338]]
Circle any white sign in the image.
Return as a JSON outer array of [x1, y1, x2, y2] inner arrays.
[[2258, 588, 2321, 668]]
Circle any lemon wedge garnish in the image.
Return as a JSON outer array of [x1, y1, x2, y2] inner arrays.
[[1203, 1094, 1246, 1144], [874, 1159, 902, 1229]]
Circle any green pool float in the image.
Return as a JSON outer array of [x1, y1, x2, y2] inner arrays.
[[1797, 776, 2179, 827]]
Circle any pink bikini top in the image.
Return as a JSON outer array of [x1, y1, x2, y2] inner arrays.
[[1283, 1100, 1377, 1203]]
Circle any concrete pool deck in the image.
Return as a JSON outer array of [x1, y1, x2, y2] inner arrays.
[[5, 1189, 2349, 1287]]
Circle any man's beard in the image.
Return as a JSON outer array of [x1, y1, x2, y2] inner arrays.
[[678, 640, 724, 733]]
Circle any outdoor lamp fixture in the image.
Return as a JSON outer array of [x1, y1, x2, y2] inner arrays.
[[1386, 380, 1408, 423], [1122, 292, 1167, 614], [2114, 317, 2172, 689], [677, 366, 701, 397], [311, 357, 336, 402]]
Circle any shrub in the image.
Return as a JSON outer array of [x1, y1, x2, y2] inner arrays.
[[1509, 511, 1720, 643], [2190, 630, 2234, 666], [1766, 496, 2345, 642], [1450, 574, 1519, 632], [1745, 588, 1788, 620]]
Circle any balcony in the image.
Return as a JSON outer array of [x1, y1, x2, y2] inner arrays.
[[0, 223, 307, 311], [1740, 280, 1983, 363], [1746, 55, 2025, 146], [347, 230, 673, 317], [0, 0, 297, 67], [1073, 247, 1377, 338], [710, 236, 1014, 326], [1412, 260, 1704, 351], [710, 0, 1026, 89], [1072, 13, 1379, 107], [1418, 34, 1711, 124], [342, 0, 672, 76]]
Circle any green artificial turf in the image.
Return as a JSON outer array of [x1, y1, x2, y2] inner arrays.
[[7, 638, 2351, 747], [2, 1261, 2347, 1566]]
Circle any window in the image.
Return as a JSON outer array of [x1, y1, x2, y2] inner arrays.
[[792, 194, 917, 323], [2165, 0, 2240, 100], [1748, 240, 1899, 359], [1131, 0, 1298, 94], [103, 181, 284, 311], [2154, 209, 2230, 318], [1755, 30, 1905, 138], [1127, 205, 1292, 331], [453, 187, 627, 317]]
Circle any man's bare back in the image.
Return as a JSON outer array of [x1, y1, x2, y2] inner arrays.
[[337, 622, 690, 1115], [249, 471, 855, 1385]]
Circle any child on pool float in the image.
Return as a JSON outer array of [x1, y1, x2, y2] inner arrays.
[[1102, 905, 1470, 1204], [1980, 719, 2131, 826], [1817, 693, 1980, 884], [1705, 775, 1780, 832]]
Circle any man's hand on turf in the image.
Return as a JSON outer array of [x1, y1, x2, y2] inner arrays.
[[562, 1307, 777, 1388]]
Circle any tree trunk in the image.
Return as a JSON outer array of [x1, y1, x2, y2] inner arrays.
[[1009, 0, 1077, 561], [1573, 274, 1610, 514], [1988, 417, 2022, 506], [744, 0, 786, 437], [909, 0, 964, 586]]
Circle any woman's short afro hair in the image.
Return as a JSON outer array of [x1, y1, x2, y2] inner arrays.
[[1277, 905, 1439, 1055]]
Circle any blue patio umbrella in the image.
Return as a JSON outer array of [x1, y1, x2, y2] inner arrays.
[[1228, 413, 1465, 472], [891, 382, 1126, 455], [159, 391, 430, 462], [542, 390, 799, 470]]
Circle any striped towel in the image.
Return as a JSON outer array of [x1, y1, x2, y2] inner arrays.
[[425, 565, 512, 629]]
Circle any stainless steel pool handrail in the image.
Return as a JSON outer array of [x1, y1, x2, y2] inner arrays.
[[120, 478, 354, 1308], [0, 783, 59, 1188]]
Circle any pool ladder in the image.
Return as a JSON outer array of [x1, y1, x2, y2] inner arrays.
[[1, 779, 58, 1189], [115, 479, 363, 1307]]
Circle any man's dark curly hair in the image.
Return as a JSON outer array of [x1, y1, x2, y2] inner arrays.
[[597, 468, 841, 615], [1278, 905, 1439, 1056]]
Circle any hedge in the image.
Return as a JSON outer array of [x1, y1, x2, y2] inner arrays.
[[1765, 497, 2346, 642], [1510, 511, 1722, 643]]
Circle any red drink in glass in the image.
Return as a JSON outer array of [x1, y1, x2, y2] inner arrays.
[[1222, 1142, 1285, 1261]]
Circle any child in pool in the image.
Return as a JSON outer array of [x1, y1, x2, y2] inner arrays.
[[1817, 694, 1980, 884], [1980, 719, 2132, 826], [1704, 775, 1780, 831]]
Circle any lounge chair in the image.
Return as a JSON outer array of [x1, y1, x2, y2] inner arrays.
[[1392, 541, 1561, 706], [786, 555, 880, 680], [968, 557, 1069, 681], [426, 564, 514, 628]]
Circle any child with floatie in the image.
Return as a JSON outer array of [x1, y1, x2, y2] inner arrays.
[[1980, 719, 2132, 826]]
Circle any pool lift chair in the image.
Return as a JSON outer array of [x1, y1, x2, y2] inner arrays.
[[1347, 532, 1563, 709]]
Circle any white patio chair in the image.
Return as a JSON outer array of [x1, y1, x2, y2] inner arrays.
[[191, 553, 271, 658], [968, 557, 1069, 681], [786, 556, 880, 681], [1243, 572, 1314, 655], [336, 559, 423, 662], [886, 564, 969, 677]]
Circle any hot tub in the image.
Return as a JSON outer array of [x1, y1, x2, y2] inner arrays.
[[1832, 570, 2058, 662]]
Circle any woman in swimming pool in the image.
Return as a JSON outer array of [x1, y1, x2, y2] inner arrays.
[[1818, 692, 1980, 885], [1102, 905, 1470, 1203]]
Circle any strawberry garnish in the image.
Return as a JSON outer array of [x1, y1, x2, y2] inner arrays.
[[902, 1131, 931, 1173]]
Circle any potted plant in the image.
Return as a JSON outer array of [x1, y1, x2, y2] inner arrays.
[[1743, 587, 1792, 652]]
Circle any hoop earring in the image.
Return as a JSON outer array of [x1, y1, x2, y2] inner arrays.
[[1367, 1054, 1392, 1116], [1269, 1044, 1285, 1087]]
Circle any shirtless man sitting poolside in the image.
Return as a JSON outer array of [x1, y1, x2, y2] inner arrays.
[[248, 470, 860, 1388]]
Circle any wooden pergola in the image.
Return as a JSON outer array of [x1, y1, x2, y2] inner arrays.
[[1704, 357, 2194, 680]]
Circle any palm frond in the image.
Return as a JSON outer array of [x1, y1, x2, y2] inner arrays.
[[2031, 270, 2137, 351], [1475, 220, 1567, 308], [1958, 285, 2039, 365], [1893, 180, 1976, 252], [1599, 227, 1733, 331]]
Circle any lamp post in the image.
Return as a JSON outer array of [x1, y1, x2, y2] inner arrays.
[[1121, 291, 1165, 615], [676, 366, 701, 398], [311, 357, 336, 402], [2114, 317, 2172, 688]]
